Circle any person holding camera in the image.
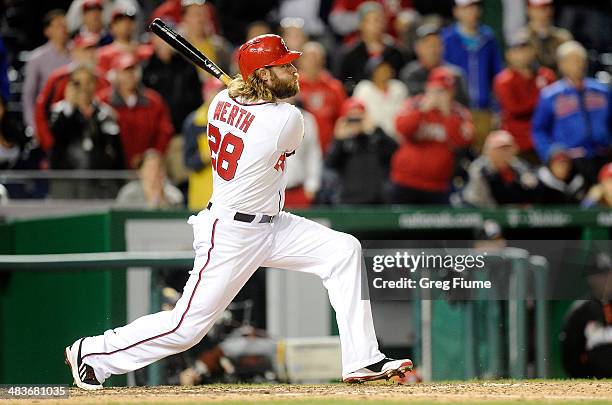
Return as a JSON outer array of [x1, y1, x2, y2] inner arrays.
[[48, 64, 124, 198], [35, 33, 110, 153], [391, 66, 474, 205], [325, 98, 397, 205]]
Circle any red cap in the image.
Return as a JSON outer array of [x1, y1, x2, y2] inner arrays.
[[237, 34, 302, 80], [550, 152, 570, 164], [111, 53, 138, 71], [427, 66, 456, 90], [548, 146, 571, 164], [599, 163, 612, 182], [528, 0, 553, 7], [340, 98, 366, 117], [71, 33, 100, 49], [484, 130, 516, 150], [82, 0, 103, 11]]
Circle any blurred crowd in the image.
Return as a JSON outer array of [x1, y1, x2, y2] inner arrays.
[[0, 0, 611, 210]]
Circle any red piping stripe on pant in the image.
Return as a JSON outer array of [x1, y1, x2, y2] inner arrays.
[[81, 218, 219, 361]]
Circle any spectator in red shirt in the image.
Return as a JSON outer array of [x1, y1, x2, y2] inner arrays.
[[392, 66, 474, 204], [493, 32, 556, 163], [97, 7, 153, 76], [34, 34, 110, 152], [99, 54, 174, 169], [298, 41, 347, 153]]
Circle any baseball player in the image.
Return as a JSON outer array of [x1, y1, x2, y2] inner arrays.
[[64, 34, 413, 389]]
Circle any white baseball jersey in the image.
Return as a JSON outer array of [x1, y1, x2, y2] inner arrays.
[[206, 89, 304, 215]]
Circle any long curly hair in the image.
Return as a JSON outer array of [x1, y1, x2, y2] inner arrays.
[[227, 71, 275, 103]]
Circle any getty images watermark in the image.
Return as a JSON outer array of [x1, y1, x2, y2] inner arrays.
[[361, 240, 612, 301], [370, 250, 491, 291]]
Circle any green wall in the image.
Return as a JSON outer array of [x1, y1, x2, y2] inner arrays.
[[0, 214, 126, 385]]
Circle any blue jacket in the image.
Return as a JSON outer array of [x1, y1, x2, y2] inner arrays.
[[441, 24, 502, 109], [532, 78, 611, 161]]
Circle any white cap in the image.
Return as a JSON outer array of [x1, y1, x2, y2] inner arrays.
[[181, 0, 205, 7], [454, 0, 482, 6], [528, 0, 553, 6]]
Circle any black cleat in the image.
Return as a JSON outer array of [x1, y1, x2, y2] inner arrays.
[[343, 357, 413, 383], [64, 338, 103, 390]]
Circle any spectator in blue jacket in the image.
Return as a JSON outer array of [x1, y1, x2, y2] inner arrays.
[[442, 0, 503, 151], [532, 41, 611, 184]]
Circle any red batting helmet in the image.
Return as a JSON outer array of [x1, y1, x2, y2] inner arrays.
[[237, 34, 302, 80]]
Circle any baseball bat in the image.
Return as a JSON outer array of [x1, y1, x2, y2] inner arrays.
[[148, 18, 233, 86]]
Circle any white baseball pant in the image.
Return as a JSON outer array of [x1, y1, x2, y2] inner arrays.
[[80, 207, 384, 382]]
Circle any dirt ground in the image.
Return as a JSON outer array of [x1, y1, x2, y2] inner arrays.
[[3, 380, 612, 404]]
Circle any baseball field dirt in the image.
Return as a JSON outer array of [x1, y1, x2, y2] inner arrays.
[[4, 380, 611, 404]]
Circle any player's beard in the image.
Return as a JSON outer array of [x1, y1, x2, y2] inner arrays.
[[269, 70, 300, 100]]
